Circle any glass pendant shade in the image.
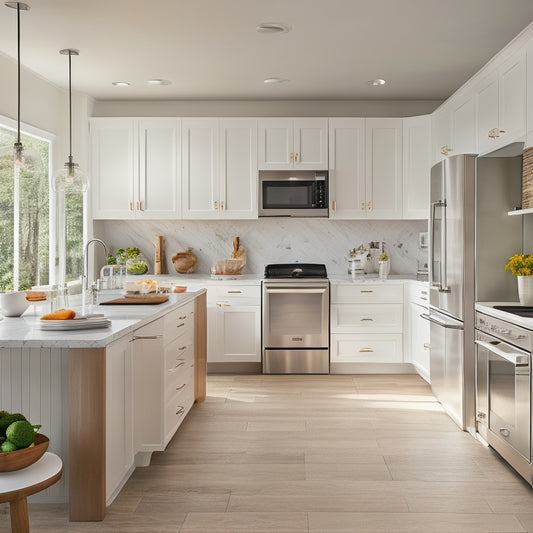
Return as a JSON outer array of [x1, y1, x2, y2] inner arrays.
[[53, 157, 88, 193], [53, 48, 88, 194]]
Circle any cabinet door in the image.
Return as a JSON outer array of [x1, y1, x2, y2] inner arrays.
[[365, 118, 403, 219], [293, 118, 328, 170], [330, 333, 403, 363], [402, 115, 431, 219], [499, 49, 526, 147], [219, 118, 258, 219], [106, 335, 133, 501], [528, 38, 533, 146], [258, 118, 293, 170], [451, 97, 476, 156], [476, 73, 499, 154], [91, 118, 136, 219], [406, 302, 430, 382], [182, 118, 220, 219], [431, 107, 453, 164], [137, 118, 181, 219], [328, 118, 366, 219]]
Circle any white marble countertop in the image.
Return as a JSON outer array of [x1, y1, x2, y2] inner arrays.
[[476, 301, 533, 330], [0, 289, 205, 349], [329, 274, 423, 284]]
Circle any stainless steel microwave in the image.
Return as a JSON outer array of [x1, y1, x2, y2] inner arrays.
[[258, 171, 328, 217]]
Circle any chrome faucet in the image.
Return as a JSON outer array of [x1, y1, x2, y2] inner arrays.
[[82, 238, 109, 293]]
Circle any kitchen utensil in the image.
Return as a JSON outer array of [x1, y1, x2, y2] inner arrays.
[[154, 235, 166, 275], [172, 248, 198, 273], [100, 294, 169, 305]]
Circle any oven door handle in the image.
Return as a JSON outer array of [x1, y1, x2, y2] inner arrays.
[[420, 313, 462, 329], [265, 288, 327, 294], [475, 339, 530, 366]]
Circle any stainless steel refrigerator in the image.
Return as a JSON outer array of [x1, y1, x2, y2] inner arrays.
[[426, 154, 477, 432]]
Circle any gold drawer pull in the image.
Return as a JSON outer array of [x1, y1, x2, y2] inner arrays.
[[359, 348, 374, 353], [175, 383, 186, 391], [177, 345, 188, 351], [176, 406, 185, 415], [360, 318, 374, 322], [360, 290, 374, 293]]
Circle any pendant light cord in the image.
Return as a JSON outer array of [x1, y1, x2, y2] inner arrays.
[[68, 50, 72, 160], [16, 1, 21, 145]]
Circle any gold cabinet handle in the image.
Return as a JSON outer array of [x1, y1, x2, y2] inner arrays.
[[221, 201, 225, 210], [214, 200, 218, 210], [139, 200, 143, 211], [332, 200, 337, 211], [367, 201, 373, 211], [360, 290, 374, 293], [129, 201, 134, 211], [361, 202, 366, 210], [290, 153, 294, 162], [359, 348, 374, 353], [488, 128, 500, 139], [423, 343, 431, 350], [294, 152, 299, 162], [360, 318, 374, 322], [136, 201, 140, 210]]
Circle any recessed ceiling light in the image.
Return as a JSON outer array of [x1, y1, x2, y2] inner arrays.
[[256, 22, 290, 34], [368, 78, 386, 86], [112, 81, 130, 87], [147, 79, 171, 86], [264, 77, 290, 84]]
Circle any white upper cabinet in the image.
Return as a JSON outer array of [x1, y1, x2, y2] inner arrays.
[[258, 118, 328, 170], [182, 118, 257, 219], [328, 118, 365, 218], [527, 38, 533, 147], [329, 118, 402, 219], [451, 96, 476, 156], [91, 118, 181, 220], [365, 118, 403, 219], [431, 106, 452, 164], [403, 115, 431, 219], [219, 118, 258, 219], [476, 47, 527, 154]]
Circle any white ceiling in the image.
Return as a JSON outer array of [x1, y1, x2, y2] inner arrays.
[[1, 0, 533, 101]]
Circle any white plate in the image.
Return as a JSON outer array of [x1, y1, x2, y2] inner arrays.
[[39, 317, 111, 330]]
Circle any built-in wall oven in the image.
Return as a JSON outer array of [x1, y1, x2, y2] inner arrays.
[[475, 311, 533, 483], [262, 263, 329, 374]]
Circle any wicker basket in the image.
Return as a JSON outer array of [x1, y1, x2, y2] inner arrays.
[[522, 147, 533, 209]]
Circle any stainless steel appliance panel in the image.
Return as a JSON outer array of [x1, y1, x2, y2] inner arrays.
[[262, 281, 329, 348], [424, 309, 465, 428], [475, 346, 489, 441], [475, 330, 531, 461], [263, 349, 329, 374]]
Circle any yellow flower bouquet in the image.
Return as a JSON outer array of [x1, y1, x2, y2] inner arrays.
[[505, 254, 533, 276]]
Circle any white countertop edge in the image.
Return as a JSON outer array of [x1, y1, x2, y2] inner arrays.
[[0, 289, 206, 349]]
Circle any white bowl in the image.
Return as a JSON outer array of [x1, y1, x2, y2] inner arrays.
[[0, 291, 30, 317]]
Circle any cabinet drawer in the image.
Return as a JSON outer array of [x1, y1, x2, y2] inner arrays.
[[165, 337, 194, 374], [332, 283, 403, 304], [164, 301, 195, 342], [331, 303, 403, 333], [330, 333, 403, 363], [166, 364, 194, 402], [406, 282, 429, 307], [208, 285, 261, 303], [165, 379, 194, 438]]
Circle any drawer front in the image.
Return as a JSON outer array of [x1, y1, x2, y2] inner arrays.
[[165, 376, 194, 440], [406, 282, 429, 307], [165, 337, 194, 374], [164, 301, 195, 342], [331, 303, 403, 333], [332, 283, 403, 304], [165, 362, 194, 402], [330, 333, 403, 363], [208, 285, 261, 304]]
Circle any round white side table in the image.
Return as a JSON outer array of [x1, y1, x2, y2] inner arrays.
[[0, 452, 63, 533]]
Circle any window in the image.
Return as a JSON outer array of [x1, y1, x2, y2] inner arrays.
[[0, 118, 84, 291]]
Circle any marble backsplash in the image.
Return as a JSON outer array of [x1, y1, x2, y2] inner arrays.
[[94, 218, 429, 277]]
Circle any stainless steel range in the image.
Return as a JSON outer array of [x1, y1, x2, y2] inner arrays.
[[475, 308, 533, 485], [262, 263, 329, 374]]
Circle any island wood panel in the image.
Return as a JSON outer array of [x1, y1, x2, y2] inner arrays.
[[68, 347, 106, 521], [194, 292, 207, 402]]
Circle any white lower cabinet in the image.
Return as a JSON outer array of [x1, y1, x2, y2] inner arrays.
[[330, 283, 403, 364], [106, 334, 134, 502], [207, 285, 261, 363], [404, 282, 430, 382], [132, 300, 195, 466]]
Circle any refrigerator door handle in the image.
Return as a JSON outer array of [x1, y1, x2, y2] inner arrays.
[[421, 313, 463, 329], [429, 200, 450, 293]]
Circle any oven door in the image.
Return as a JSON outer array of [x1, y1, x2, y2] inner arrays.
[[262, 281, 329, 348], [475, 332, 531, 461]]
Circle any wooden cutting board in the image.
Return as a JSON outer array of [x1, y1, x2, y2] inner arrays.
[[101, 294, 169, 305]]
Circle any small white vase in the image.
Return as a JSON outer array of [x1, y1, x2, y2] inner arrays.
[[517, 275, 533, 305], [378, 260, 390, 280]]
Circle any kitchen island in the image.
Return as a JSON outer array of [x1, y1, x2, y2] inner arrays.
[[0, 289, 207, 521]]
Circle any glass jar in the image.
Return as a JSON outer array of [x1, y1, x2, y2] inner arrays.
[[126, 253, 149, 275]]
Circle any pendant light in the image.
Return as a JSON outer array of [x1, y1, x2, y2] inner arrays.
[[53, 49, 88, 193], [0, 2, 43, 175]]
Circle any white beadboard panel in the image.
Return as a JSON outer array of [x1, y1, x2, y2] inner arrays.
[[95, 218, 428, 277], [0, 347, 69, 502]]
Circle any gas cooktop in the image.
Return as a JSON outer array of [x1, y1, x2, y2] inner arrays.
[[493, 305, 533, 318]]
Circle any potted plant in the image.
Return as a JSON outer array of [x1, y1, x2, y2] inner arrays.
[[505, 254, 533, 305], [378, 252, 390, 279]]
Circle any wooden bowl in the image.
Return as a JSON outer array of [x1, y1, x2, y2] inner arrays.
[[0, 434, 49, 472], [173, 286, 186, 293]]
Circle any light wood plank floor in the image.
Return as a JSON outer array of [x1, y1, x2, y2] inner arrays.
[[3, 374, 533, 532]]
